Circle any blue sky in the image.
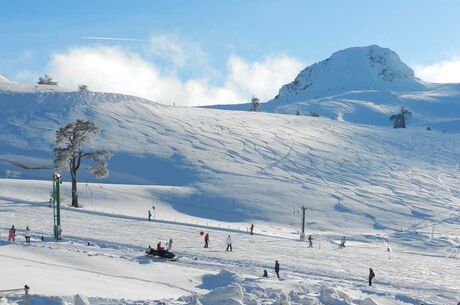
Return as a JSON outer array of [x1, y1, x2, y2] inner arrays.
[[1, 0, 459, 105]]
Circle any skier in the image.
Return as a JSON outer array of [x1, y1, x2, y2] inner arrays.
[[204, 233, 209, 248], [167, 238, 173, 251], [339, 236, 346, 248], [24, 226, 31, 243], [308, 235, 313, 248], [263, 270, 268, 277], [226, 235, 233, 251], [148, 210, 152, 221], [8, 225, 16, 242], [369, 268, 375, 286], [250, 224, 254, 235], [274, 260, 280, 279]]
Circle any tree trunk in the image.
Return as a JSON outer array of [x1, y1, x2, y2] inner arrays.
[[71, 174, 78, 207], [70, 157, 79, 207]]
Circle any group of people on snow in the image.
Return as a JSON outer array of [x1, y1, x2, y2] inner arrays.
[[6, 225, 31, 243], [155, 238, 173, 253]]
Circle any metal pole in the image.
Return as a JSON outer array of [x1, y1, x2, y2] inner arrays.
[[301, 206, 306, 234], [24, 285, 30, 305], [56, 177, 60, 227]]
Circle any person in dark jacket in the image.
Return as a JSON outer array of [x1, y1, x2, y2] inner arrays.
[[204, 233, 209, 248], [275, 260, 280, 279], [148, 210, 152, 221], [369, 268, 375, 286], [263, 269, 268, 277], [250, 224, 254, 235], [308, 235, 313, 247]]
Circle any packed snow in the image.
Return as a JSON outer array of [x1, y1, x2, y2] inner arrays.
[[0, 58, 459, 304]]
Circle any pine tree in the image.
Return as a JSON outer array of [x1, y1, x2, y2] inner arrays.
[[250, 96, 260, 112], [390, 107, 412, 128], [54, 119, 111, 207]]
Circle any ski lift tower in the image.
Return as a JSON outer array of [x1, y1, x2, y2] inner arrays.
[[52, 172, 62, 240]]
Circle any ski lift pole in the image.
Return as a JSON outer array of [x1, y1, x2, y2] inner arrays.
[[300, 206, 307, 240], [53, 172, 62, 240]]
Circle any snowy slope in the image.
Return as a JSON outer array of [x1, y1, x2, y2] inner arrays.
[[0, 77, 459, 234], [0, 76, 459, 305], [209, 45, 460, 132]]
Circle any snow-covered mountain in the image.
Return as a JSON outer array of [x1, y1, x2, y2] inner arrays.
[[210, 45, 460, 131], [1, 76, 459, 234]]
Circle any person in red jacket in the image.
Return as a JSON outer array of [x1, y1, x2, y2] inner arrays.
[[157, 241, 164, 253], [204, 233, 209, 248], [8, 225, 16, 242]]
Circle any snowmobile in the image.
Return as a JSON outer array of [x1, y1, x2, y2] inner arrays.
[[145, 246, 176, 259]]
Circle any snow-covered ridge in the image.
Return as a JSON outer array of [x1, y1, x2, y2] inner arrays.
[[207, 45, 460, 132]]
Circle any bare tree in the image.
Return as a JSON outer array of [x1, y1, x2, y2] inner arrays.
[[250, 96, 260, 112], [54, 119, 111, 207], [390, 106, 412, 128], [37, 74, 58, 85]]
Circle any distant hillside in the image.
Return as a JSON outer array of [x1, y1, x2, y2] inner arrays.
[[207, 45, 460, 132]]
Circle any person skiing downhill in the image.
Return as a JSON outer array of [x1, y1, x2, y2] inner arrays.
[[167, 238, 173, 251], [148, 210, 152, 221], [250, 224, 254, 235], [24, 226, 31, 243], [339, 236, 346, 248], [369, 268, 375, 286], [204, 233, 209, 248], [226, 235, 233, 251], [274, 260, 280, 279], [8, 225, 16, 242], [308, 235, 313, 247]]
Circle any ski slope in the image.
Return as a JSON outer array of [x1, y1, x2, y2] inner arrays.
[[0, 181, 459, 304], [0, 77, 459, 304]]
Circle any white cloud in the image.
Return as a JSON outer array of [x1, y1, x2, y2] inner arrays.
[[48, 40, 304, 106], [148, 35, 208, 69], [415, 57, 460, 83]]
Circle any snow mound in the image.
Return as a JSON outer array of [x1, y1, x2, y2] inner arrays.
[[198, 284, 244, 305], [179, 284, 383, 305]]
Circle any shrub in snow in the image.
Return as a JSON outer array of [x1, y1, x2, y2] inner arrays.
[[78, 84, 90, 92], [37, 74, 58, 85], [5, 169, 21, 178]]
